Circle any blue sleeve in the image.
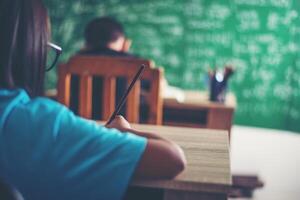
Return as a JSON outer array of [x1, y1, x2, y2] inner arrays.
[[48, 106, 147, 200]]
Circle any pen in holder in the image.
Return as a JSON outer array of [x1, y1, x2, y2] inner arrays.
[[209, 66, 234, 103]]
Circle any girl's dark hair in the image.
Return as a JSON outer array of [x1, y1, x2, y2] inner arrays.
[[0, 0, 48, 97], [84, 16, 125, 49]]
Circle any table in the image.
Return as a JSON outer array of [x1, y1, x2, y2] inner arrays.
[[163, 90, 236, 136], [46, 89, 236, 135], [127, 123, 232, 200]]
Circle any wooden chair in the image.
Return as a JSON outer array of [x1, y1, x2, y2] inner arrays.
[[57, 56, 164, 124]]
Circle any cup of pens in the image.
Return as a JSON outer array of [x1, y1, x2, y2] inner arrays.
[[209, 66, 234, 103]]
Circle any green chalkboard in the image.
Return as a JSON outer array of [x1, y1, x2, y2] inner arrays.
[[45, 0, 300, 132]]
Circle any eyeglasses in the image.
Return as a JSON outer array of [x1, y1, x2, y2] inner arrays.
[[46, 42, 62, 71]]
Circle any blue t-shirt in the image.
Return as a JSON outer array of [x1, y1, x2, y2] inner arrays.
[[0, 89, 146, 200]]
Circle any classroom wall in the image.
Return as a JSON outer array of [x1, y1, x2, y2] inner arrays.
[[45, 0, 300, 133]]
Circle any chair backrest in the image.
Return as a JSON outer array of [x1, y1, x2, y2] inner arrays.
[[57, 56, 163, 124]]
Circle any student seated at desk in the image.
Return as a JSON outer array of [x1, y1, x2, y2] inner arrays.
[[0, 1, 186, 200], [79, 16, 133, 57], [70, 16, 150, 121]]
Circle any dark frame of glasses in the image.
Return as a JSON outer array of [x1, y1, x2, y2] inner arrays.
[[46, 42, 62, 72]]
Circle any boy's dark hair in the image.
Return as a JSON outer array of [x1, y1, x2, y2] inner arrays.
[[0, 0, 48, 97], [84, 16, 125, 49]]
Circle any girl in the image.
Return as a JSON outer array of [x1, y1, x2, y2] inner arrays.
[[0, 0, 186, 199]]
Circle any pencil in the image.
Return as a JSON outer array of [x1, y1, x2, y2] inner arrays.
[[105, 64, 145, 126]]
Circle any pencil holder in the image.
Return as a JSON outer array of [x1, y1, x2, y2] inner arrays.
[[209, 72, 227, 103]]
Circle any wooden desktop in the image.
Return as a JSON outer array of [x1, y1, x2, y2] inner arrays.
[[125, 123, 232, 200]]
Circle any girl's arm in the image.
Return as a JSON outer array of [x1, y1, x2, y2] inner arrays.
[[106, 116, 186, 179]]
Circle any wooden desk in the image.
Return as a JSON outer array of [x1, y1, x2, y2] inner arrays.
[[163, 91, 236, 136], [128, 124, 232, 200], [46, 88, 236, 134]]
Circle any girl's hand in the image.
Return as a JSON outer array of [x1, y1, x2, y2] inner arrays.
[[105, 115, 131, 131]]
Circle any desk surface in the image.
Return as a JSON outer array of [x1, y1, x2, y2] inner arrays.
[[163, 90, 236, 110], [130, 124, 231, 194]]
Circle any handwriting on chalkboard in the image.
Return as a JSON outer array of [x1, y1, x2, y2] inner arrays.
[[46, 0, 300, 132]]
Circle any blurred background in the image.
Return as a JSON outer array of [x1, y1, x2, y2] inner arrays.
[[45, 0, 300, 133]]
